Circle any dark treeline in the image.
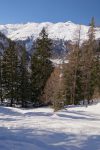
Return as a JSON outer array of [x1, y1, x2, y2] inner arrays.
[[0, 18, 100, 110], [0, 28, 54, 107]]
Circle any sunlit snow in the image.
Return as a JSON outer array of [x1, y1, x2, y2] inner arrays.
[[0, 103, 100, 150]]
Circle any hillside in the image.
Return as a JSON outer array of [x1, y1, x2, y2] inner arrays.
[[0, 21, 100, 53], [0, 103, 100, 150]]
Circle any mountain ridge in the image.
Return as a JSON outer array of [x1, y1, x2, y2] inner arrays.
[[0, 21, 100, 52]]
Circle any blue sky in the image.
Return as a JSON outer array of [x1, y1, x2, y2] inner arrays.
[[0, 0, 99, 25]]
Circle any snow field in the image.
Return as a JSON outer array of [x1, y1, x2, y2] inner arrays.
[[0, 103, 100, 150]]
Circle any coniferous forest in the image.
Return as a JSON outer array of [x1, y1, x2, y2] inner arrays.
[[1, 0, 100, 149], [0, 18, 100, 110]]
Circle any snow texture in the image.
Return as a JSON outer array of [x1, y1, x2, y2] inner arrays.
[[0, 21, 100, 44], [0, 103, 100, 150]]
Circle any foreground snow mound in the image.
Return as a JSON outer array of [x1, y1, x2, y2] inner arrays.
[[0, 103, 100, 150]]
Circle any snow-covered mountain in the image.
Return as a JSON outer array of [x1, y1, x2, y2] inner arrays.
[[0, 21, 100, 53]]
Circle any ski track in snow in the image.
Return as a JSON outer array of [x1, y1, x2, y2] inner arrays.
[[0, 103, 100, 150]]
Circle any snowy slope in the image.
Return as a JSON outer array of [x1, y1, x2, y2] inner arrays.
[[0, 103, 100, 150], [0, 21, 100, 44]]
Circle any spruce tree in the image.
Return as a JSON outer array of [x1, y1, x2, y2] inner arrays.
[[2, 41, 18, 106], [31, 28, 54, 105], [0, 52, 3, 104], [18, 47, 31, 107], [91, 42, 100, 100]]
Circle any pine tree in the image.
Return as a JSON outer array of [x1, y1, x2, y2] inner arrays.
[[0, 52, 3, 104], [2, 41, 18, 106], [18, 47, 31, 107], [81, 17, 96, 104], [64, 46, 83, 105], [31, 28, 54, 105], [91, 42, 100, 100], [89, 16, 95, 28], [64, 26, 82, 105]]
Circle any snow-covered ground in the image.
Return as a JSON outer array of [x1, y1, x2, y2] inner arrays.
[[0, 103, 100, 150]]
